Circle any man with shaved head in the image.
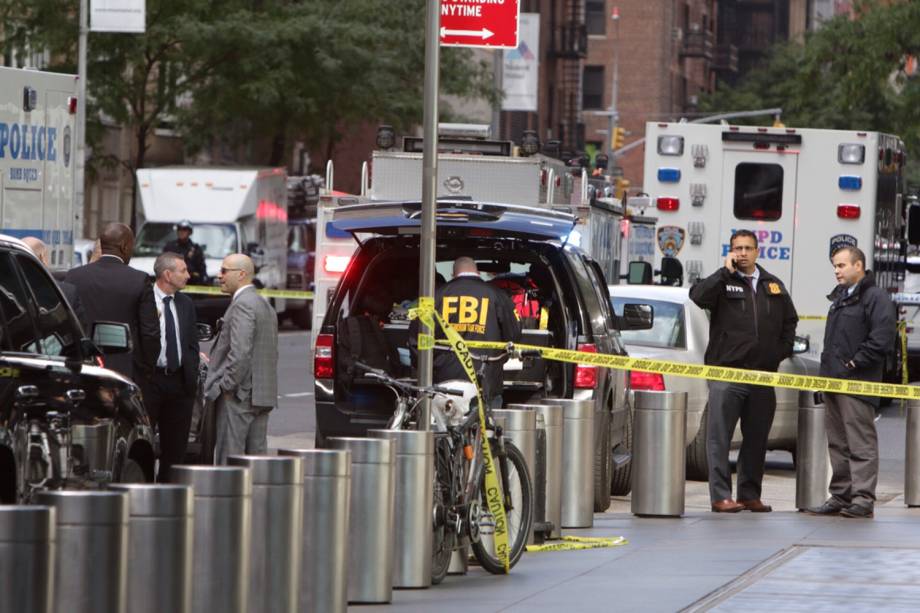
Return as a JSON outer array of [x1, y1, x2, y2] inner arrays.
[[204, 253, 279, 463], [21, 236, 87, 329], [64, 222, 149, 379]]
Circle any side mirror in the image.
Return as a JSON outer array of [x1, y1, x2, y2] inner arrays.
[[908, 203, 920, 246], [792, 335, 810, 354], [659, 257, 683, 286], [196, 323, 215, 342], [246, 242, 265, 270], [626, 261, 652, 285], [619, 303, 654, 331], [91, 322, 132, 354]]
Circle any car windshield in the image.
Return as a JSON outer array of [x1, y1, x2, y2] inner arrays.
[[134, 223, 237, 258], [612, 297, 686, 349]]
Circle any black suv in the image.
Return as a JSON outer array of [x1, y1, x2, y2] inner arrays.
[[313, 201, 651, 509], [0, 236, 155, 502]]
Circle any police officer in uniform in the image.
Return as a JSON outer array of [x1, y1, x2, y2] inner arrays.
[[690, 229, 798, 513], [414, 256, 520, 407], [163, 220, 207, 285]]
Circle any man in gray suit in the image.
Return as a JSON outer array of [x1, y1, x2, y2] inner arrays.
[[205, 254, 278, 464]]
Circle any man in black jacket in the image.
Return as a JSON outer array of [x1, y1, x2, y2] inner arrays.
[[64, 222, 149, 380], [690, 230, 798, 513], [138, 252, 200, 481], [807, 247, 894, 519], [417, 257, 520, 407]]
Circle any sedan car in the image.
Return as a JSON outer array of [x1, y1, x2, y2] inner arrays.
[[609, 284, 818, 480]]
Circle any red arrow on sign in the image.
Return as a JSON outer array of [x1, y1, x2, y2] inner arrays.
[[440, 0, 520, 49]]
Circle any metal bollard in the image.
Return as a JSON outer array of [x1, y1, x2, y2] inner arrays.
[[526, 403, 563, 539], [495, 407, 537, 543], [631, 390, 687, 517], [0, 505, 55, 613], [109, 485, 193, 613], [796, 391, 832, 510], [907, 398, 920, 507], [228, 456, 303, 613], [537, 398, 594, 528], [278, 449, 350, 613], [35, 490, 128, 613], [172, 466, 251, 613], [369, 429, 434, 589], [328, 437, 395, 603]]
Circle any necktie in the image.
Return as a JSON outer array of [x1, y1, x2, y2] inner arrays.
[[745, 276, 755, 292], [163, 296, 180, 371]]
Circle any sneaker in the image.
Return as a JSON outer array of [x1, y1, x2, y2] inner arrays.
[[804, 499, 846, 515], [840, 504, 874, 518]]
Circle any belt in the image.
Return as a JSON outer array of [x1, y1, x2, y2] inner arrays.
[[154, 366, 181, 376]]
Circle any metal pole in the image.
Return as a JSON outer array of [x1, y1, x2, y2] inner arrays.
[[607, 7, 620, 159], [76, 0, 88, 237], [795, 392, 831, 511], [417, 0, 441, 431], [491, 50, 502, 138], [0, 506, 55, 613], [906, 398, 920, 506]]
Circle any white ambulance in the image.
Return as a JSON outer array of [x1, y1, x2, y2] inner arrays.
[[0, 66, 79, 269], [642, 121, 907, 360]]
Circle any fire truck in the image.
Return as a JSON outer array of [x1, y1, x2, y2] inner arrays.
[[642, 121, 907, 361]]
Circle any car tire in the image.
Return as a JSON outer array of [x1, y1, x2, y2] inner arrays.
[[593, 406, 612, 512], [686, 404, 709, 481], [609, 404, 633, 496], [118, 458, 148, 483]]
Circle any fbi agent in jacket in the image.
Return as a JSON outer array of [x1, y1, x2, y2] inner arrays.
[[429, 256, 520, 406], [806, 247, 895, 519], [690, 229, 798, 514], [163, 220, 208, 285]]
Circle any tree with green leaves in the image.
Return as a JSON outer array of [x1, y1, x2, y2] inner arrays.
[[701, 0, 920, 183]]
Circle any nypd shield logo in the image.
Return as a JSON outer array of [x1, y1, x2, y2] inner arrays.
[[657, 226, 686, 257]]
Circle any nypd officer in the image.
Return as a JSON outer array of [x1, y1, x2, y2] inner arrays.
[[163, 220, 207, 285], [690, 229, 798, 513], [414, 256, 520, 407]]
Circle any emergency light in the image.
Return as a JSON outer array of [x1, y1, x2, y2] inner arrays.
[[837, 204, 861, 219], [656, 197, 679, 211], [324, 255, 351, 273], [657, 168, 681, 183], [838, 176, 862, 191], [838, 144, 865, 164], [657, 135, 684, 156]]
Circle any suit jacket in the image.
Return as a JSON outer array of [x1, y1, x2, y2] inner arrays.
[[137, 285, 201, 395], [58, 280, 87, 332], [64, 255, 149, 380], [205, 286, 278, 407]]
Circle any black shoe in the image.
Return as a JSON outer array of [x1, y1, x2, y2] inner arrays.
[[804, 499, 846, 515], [840, 504, 874, 518]]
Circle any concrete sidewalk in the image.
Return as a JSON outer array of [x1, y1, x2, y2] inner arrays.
[[361, 407, 920, 612]]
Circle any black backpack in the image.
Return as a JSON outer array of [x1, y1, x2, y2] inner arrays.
[[337, 315, 401, 384]]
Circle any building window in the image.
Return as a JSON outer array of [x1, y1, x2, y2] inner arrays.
[[734, 163, 784, 221], [586, 0, 606, 35], [583, 65, 605, 110]]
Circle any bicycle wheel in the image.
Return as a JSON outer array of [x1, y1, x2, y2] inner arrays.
[[431, 438, 453, 585], [471, 440, 534, 574]]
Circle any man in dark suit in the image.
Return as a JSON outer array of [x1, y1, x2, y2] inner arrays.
[[64, 222, 149, 379], [21, 236, 88, 330], [138, 252, 200, 482]]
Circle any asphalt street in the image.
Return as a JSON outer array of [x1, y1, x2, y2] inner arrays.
[[267, 328, 920, 612]]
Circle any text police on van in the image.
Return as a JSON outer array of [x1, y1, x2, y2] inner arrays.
[[0, 123, 58, 161]]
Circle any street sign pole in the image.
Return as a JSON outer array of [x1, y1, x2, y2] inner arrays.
[[418, 0, 442, 431]]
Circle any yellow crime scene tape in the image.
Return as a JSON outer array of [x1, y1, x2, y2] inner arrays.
[[183, 285, 313, 300], [415, 298, 511, 573], [443, 339, 920, 401], [526, 535, 628, 553]]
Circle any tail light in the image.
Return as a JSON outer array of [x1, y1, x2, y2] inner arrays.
[[837, 204, 860, 219], [95, 356, 105, 368], [324, 255, 350, 273], [314, 334, 334, 379], [630, 370, 665, 391], [574, 343, 597, 389]]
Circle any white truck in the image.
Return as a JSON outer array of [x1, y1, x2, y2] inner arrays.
[[0, 66, 79, 269], [310, 126, 628, 343], [642, 121, 907, 361], [132, 167, 289, 320]]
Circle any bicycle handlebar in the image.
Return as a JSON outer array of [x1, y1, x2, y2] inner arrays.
[[355, 362, 465, 398]]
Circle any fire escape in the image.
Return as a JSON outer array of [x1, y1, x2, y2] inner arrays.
[[549, 0, 588, 153]]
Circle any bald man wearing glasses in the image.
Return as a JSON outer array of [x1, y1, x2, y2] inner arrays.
[[204, 254, 278, 464]]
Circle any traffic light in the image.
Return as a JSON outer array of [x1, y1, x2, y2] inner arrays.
[[613, 127, 626, 150]]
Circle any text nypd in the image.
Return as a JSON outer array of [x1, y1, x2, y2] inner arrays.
[[721, 230, 791, 260], [0, 123, 58, 161]]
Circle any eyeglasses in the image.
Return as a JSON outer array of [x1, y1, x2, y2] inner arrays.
[[219, 267, 244, 274]]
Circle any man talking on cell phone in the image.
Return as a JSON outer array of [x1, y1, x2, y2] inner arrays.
[[690, 230, 798, 513]]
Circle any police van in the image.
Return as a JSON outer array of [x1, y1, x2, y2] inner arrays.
[[642, 121, 907, 361], [0, 66, 79, 269]]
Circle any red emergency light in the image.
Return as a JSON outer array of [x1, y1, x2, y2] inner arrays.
[[656, 197, 679, 211], [837, 204, 860, 219]]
